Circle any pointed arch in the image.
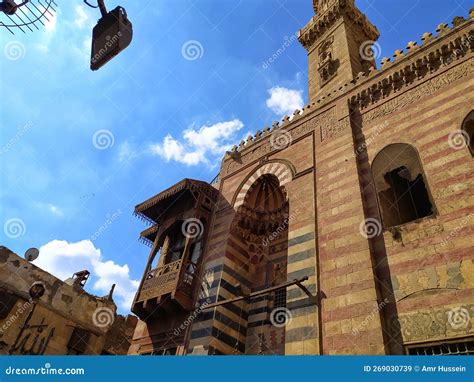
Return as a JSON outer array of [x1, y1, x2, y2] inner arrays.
[[232, 160, 295, 209]]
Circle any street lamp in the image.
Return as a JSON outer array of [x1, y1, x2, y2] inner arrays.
[[87, 0, 133, 71], [1, 1, 133, 70]]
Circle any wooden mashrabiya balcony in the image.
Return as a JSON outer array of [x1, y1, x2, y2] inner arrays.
[[133, 258, 197, 317]]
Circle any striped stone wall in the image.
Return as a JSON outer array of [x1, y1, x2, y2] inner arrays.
[[283, 171, 319, 355], [314, 103, 387, 355], [358, 56, 474, 350], [245, 234, 287, 355], [186, 203, 234, 355]]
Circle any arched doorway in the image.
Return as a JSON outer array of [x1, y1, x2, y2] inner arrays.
[[228, 173, 290, 354]]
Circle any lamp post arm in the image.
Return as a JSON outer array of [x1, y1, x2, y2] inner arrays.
[[83, 0, 107, 17], [97, 0, 107, 17]]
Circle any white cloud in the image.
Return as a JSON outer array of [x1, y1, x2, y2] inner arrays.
[[48, 204, 63, 217], [44, 11, 58, 33], [34, 43, 50, 54], [266, 87, 304, 116], [36, 240, 139, 311], [32, 5, 91, 61], [74, 6, 90, 29], [33, 201, 64, 218], [149, 119, 244, 166], [117, 141, 138, 163], [82, 37, 92, 55]]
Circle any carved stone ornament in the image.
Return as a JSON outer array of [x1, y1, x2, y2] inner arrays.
[[390, 304, 473, 343], [360, 60, 472, 124], [318, 36, 337, 84]]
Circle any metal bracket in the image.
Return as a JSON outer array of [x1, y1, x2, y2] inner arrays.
[[201, 276, 311, 310]]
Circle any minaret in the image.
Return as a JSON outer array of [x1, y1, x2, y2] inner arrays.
[[299, 0, 380, 102], [312, 0, 332, 13]]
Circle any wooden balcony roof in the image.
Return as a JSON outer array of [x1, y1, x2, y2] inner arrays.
[[138, 225, 159, 247], [134, 178, 219, 223]]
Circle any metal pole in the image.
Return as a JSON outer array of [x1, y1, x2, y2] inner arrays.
[[200, 276, 310, 310], [97, 0, 107, 17]]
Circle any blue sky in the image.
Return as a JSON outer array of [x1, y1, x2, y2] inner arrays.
[[0, 0, 471, 312]]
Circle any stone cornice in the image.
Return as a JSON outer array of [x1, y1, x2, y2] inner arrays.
[[348, 15, 473, 111], [298, 0, 379, 51]]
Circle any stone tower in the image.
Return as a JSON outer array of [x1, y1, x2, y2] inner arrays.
[[300, 0, 380, 102], [312, 0, 332, 14]]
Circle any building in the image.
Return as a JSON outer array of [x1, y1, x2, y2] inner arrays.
[[129, 0, 474, 355], [0, 246, 135, 355], [102, 314, 138, 355]]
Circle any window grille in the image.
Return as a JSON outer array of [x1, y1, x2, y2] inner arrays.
[[274, 288, 287, 309], [407, 340, 474, 355]]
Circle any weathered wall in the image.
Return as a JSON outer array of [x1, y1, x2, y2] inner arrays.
[[0, 247, 116, 355], [358, 57, 474, 349]]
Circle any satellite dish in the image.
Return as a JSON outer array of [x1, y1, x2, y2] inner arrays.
[[24, 247, 39, 262], [0, 0, 58, 35]]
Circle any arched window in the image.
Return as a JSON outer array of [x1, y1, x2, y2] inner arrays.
[[372, 143, 435, 229], [462, 110, 474, 156]]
